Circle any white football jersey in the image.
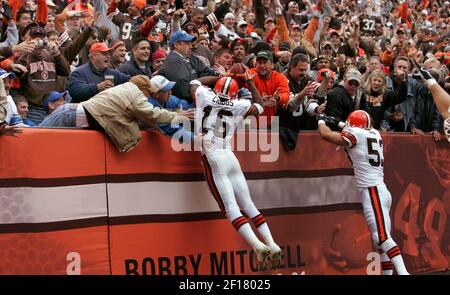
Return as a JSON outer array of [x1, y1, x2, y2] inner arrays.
[[341, 126, 384, 188], [194, 86, 251, 150]]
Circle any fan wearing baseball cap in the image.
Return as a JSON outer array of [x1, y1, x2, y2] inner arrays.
[[68, 42, 131, 103], [109, 40, 127, 69], [13, 23, 71, 125], [158, 30, 215, 103], [247, 50, 291, 127], [324, 68, 363, 129], [43, 91, 67, 114], [147, 75, 194, 141]]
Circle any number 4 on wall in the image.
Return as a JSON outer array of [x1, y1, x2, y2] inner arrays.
[[394, 183, 448, 267], [394, 183, 421, 257]]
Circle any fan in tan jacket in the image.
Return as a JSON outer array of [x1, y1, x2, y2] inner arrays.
[[39, 75, 194, 152]]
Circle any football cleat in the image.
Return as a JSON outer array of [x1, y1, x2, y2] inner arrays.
[[268, 244, 282, 269], [254, 245, 271, 271]]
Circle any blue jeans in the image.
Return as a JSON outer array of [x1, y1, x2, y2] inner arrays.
[[39, 104, 77, 127]]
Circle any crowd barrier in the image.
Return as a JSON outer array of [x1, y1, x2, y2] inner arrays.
[[0, 128, 448, 275]]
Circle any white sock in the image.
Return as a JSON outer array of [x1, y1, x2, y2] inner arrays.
[[381, 239, 409, 275], [232, 216, 265, 250], [250, 214, 279, 251], [380, 252, 393, 275]]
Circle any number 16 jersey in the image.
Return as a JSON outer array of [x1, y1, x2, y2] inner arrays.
[[341, 126, 385, 188], [194, 85, 251, 150]]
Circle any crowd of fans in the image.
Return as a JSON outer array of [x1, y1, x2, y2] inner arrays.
[[0, 0, 449, 147]]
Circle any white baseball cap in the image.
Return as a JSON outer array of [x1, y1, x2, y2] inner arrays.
[[224, 13, 235, 20], [46, 0, 56, 7], [237, 20, 248, 27], [150, 75, 176, 93]]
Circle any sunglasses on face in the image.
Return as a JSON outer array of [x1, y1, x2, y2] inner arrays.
[[348, 80, 360, 87]]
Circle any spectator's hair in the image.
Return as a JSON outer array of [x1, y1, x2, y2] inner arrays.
[[292, 46, 308, 57], [364, 43, 377, 57], [130, 75, 153, 93], [19, 22, 38, 38], [394, 56, 410, 69], [209, 35, 231, 51], [213, 48, 231, 62], [132, 38, 150, 49], [369, 56, 381, 64], [289, 53, 309, 69], [47, 13, 56, 18], [17, 9, 31, 22], [423, 58, 449, 82], [46, 30, 58, 38], [243, 53, 256, 68], [251, 41, 272, 55], [191, 8, 204, 16], [229, 38, 248, 53], [97, 25, 111, 43], [13, 95, 28, 105], [183, 22, 198, 34], [364, 69, 387, 95], [419, 43, 435, 56]]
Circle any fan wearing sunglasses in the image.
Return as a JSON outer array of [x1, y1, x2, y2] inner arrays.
[[324, 68, 364, 130]]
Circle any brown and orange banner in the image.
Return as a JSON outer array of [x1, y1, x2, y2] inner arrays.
[[0, 129, 448, 274]]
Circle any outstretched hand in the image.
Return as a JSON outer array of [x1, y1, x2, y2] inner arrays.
[[243, 66, 255, 82], [317, 114, 344, 129], [0, 124, 23, 137], [178, 108, 195, 121], [409, 57, 434, 80]]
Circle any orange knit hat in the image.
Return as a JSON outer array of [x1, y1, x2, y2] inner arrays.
[[132, 0, 146, 10]]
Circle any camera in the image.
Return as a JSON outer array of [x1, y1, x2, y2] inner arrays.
[[37, 39, 48, 47], [412, 73, 422, 80], [411, 69, 422, 80]]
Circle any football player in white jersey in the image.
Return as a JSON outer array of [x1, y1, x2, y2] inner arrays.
[[190, 70, 282, 271], [317, 110, 409, 275]]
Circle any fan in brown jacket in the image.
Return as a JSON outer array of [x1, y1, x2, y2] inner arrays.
[[15, 25, 70, 125]]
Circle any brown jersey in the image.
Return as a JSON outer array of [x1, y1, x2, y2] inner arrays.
[[110, 12, 139, 51]]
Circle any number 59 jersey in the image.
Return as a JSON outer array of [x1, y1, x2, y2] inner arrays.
[[341, 126, 385, 188], [194, 86, 251, 150]]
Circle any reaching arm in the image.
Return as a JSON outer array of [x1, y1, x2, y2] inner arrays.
[[317, 121, 348, 146], [243, 68, 264, 117], [412, 60, 450, 119]]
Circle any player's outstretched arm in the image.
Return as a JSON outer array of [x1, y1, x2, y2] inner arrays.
[[427, 81, 450, 120], [317, 119, 348, 147], [411, 59, 450, 119]]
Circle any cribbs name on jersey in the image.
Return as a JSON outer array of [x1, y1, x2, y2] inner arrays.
[[212, 96, 234, 106], [124, 244, 305, 275]]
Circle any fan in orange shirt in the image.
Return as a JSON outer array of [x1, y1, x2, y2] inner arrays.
[[249, 50, 290, 128]]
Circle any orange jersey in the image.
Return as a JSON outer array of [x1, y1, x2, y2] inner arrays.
[[249, 69, 290, 127]]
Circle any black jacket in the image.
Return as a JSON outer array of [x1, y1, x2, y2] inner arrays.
[[360, 81, 407, 130], [118, 56, 152, 78], [325, 84, 365, 129], [158, 51, 215, 103]]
